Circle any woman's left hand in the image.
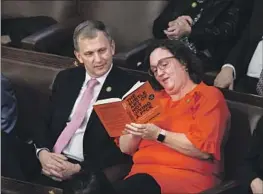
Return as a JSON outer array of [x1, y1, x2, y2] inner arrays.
[[124, 123, 161, 141]]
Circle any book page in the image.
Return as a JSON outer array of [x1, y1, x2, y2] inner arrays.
[[122, 81, 145, 100], [94, 98, 121, 105]]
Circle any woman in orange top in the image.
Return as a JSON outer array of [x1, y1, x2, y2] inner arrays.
[[115, 40, 230, 194]]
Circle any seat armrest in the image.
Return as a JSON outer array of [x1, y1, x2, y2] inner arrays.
[[113, 38, 154, 70], [203, 70, 219, 85], [200, 180, 240, 194], [21, 17, 82, 52]]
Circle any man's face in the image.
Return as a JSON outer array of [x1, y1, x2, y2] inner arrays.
[[74, 31, 115, 78]]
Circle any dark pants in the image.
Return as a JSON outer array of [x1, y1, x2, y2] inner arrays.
[[113, 173, 161, 194], [1, 132, 41, 181], [1, 132, 25, 180], [35, 171, 161, 194], [236, 76, 259, 95]]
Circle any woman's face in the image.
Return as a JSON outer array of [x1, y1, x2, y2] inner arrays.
[[149, 48, 189, 95]]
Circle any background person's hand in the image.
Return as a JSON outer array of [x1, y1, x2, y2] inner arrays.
[[39, 150, 67, 179], [214, 66, 234, 90], [124, 123, 161, 141], [164, 16, 192, 39]]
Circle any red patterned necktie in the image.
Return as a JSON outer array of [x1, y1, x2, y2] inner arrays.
[[256, 69, 263, 96], [53, 78, 99, 154]]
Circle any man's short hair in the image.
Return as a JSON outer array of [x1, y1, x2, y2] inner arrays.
[[73, 20, 113, 51]]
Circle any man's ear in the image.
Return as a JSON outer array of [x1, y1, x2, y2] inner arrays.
[[74, 50, 83, 64], [110, 40, 116, 55]]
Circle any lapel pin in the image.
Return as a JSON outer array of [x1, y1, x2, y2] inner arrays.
[[192, 2, 197, 8], [106, 86, 112, 92], [186, 99, 191, 103]]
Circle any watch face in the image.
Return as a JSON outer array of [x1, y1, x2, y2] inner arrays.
[[157, 134, 165, 142]]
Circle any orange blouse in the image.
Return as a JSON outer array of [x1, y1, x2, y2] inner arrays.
[[126, 82, 230, 194]]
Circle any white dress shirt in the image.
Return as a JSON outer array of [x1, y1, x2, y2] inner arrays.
[[247, 38, 263, 78], [36, 65, 112, 162]]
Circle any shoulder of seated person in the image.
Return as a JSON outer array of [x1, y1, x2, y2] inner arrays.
[[199, 83, 225, 101], [56, 66, 85, 80]]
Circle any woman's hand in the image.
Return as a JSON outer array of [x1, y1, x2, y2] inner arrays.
[[124, 123, 161, 141]]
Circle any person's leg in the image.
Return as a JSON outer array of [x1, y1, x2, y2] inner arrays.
[[1, 132, 26, 180], [113, 173, 161, 194]]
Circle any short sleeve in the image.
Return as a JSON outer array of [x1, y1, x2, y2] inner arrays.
[[185, 91, 229, 161], [114, 137, 120, 147]]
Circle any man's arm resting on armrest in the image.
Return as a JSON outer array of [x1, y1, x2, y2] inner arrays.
[[222, 64, 236, 80]]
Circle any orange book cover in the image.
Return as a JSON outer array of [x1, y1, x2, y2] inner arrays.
[[93, 81, 162, 137]]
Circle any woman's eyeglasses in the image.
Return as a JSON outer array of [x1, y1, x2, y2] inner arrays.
[[148, 56, 176, 77]]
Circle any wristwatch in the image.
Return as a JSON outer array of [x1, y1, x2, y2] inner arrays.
[[157, 129, 166, 142]]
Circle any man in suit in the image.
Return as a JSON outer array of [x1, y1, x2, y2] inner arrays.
[[152, 0, 244, 71], [33, 20, 138, 187], [238, 116, 263, 194], [214, 0, 263, 95], [1, 74, 27, 180]]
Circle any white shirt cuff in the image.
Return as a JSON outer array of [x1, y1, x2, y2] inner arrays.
[[222, 64, 236, 80], [34, 144, 50, 159]]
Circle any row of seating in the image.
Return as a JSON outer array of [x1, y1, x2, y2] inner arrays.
[[2, 0, 239, 86], [2, 46, 263, 193], [2, 1, 168, 54]]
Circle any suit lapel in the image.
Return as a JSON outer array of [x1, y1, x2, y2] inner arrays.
[[97, 66, 121, 100], [61, 67, 86, 123]]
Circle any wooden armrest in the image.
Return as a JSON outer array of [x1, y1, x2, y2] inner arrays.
[[21, 17, 82, 52], [200, 180, 240, 194]]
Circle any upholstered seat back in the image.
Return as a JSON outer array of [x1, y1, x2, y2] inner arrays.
[[78, 1, 168, 52], [1, 1, 77, 22], [223, 100, 263, 180]]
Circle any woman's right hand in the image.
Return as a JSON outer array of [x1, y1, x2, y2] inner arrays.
[[251, 178, 263, 194]]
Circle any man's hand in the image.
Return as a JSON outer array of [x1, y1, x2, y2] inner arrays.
[[124, 123, 161, 141], [39, 150, 67, 179], [164, 16, 193, 39], [251, 178, 263, 194], [60, 162, 81, 180], [214, 66, 234, 90]]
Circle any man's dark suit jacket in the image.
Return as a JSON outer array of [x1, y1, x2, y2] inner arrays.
[[225, 0, 263, 81], [152, 0, 251, 70], [34, 65, 138, 170], [239, 116, 263, 193]]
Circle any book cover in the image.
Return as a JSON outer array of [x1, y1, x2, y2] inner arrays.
[[93, 81, 162, 137]]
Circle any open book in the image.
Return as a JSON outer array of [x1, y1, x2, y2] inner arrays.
[[93, 81, 162, 137]]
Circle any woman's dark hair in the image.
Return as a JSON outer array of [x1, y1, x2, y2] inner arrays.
[[144, 39, 204, 90]]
